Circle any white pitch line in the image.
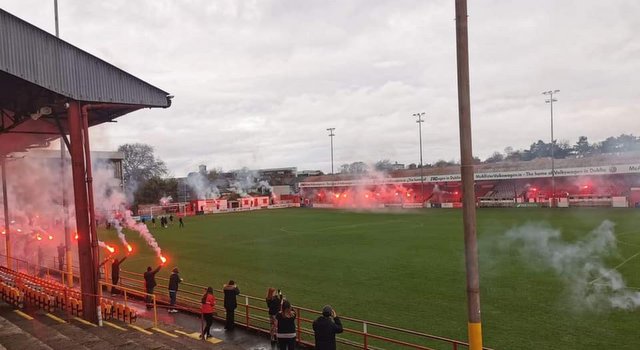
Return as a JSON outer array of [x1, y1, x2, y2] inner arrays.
[[589, 250, 640, 285]]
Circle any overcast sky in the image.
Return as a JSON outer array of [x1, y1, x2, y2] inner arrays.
[[3, 1, 639, 177]]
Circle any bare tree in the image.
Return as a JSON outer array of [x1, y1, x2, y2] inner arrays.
[[118, 143, 168, 193]]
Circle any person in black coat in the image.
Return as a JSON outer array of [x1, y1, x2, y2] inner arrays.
[[223, 280, 240, 330], [168, 267, 183, 313], [111, 255, 127, 295], [144, 265, 162, 307], [266, 288, 283, 344], [313, 305, 343, 350], [276, 300, 297, 350]]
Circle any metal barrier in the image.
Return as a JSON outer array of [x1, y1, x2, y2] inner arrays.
[[2, 254, 493, 349], [98, 280, 158, 327], [118, 269, 494, 350], [0, 254, 158, 328]]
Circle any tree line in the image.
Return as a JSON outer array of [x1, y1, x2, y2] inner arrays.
[[118, 134, 639, 203], [339, 134, 640, 173]]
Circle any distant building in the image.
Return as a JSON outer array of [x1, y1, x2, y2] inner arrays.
[[298, 170, 323, 177], [258, 167, 297, 186], [391, 162, 405, 170]]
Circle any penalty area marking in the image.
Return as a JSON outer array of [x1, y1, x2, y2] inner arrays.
[[279, 219, 407, 235], [589, 250, 640, 285]]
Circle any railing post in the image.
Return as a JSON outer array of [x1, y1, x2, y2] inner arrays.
[[363, 322, 368, 350], [245, 295, 250, 328], [296, 307, 301, 343], [123, 290, 128, 307], [153, 294, 158, 328], [63, 286, 69, 320], [453, 343, 457, 350]]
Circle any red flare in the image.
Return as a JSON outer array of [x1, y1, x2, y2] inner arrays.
[[160, 256, 167, 264], [106, 245, 115, 253], [74, 232, 78, 240], [127, 244, 133, 252], [48, 234, 54, 240], [36, 234, 42, 241]]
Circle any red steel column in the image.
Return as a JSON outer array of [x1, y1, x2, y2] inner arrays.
[[2, 158, 11, 269], [67, 101, 99, 324], [81, 107, 100, 290]]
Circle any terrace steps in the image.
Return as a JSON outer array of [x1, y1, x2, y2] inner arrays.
[[0, 301, 240, 350]]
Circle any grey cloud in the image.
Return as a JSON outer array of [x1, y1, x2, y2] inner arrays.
[[3, 0, 639, 175]]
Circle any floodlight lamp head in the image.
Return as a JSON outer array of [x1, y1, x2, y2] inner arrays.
[[39, 106, 52, 116]]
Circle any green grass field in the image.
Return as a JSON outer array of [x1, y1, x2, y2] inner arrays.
[[99, 208, 640, 349]]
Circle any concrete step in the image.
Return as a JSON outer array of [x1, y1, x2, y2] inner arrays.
[[0, 304, 86, 350], [0, 313, 53, 350], [0, 300, 250, 350]]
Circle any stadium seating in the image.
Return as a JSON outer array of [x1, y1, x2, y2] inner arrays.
[[0, 266, 137, 324]]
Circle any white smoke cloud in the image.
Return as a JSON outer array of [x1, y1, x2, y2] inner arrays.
[[0, 153, 164, 268], [504, 220, 640, 311], [185, 173, 220, 199], [159, 196, 173, 205]]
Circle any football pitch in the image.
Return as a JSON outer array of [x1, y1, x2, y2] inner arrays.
[[99, 208, 640, 349]]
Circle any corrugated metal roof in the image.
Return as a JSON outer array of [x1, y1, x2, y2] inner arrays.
[[0, 9, 171, 107]]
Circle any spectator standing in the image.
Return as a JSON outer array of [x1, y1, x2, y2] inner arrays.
[[266, 288, 283, 345], [168, 267, 183, 313], [151, 217, 156, 227], [179, 217, 184, 228], [169, 215, 174, 224], [313, 305, 343, 350], [276, 300, 297, 350], [200, 287, 216, 340], [223, 280, 240, 330], [111, 255, 127, 295], [57, 243, 65, 271], [144, 265, 162, 308]]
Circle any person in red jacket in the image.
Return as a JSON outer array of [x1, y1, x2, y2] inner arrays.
[[200, 287, 216, 340]]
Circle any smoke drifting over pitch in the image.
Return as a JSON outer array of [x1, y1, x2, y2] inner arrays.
[[0, 153, 165, 268], [504, 220, 640, 311]]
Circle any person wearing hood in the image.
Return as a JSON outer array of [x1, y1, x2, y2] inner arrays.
[[168, 267, 183, 313], [223, 280, 240, 330], [313, 305, 343, 350]]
